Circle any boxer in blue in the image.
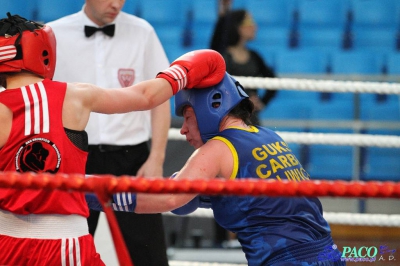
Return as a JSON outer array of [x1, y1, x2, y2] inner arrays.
[[87, 72, 345, 265]]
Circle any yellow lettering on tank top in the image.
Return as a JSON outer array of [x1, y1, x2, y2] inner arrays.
[[253, 141, 308, 181], [295, 168, 309, 181], [284, 167, 310, 182], [270, 159, 284, 173], [277, 155, 291, 167], [300, 168, 310, 180], [285, 169, 301, 182], [262, 144, 277, 155], [256, 164, 271, 179], [252, 147, 268, 160], [285, 171, 294, 182], [286, 153, 299, 166], [270, 142, 289, 153]]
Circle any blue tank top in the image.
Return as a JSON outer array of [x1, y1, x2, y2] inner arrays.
[[210, 126, 334, 265]]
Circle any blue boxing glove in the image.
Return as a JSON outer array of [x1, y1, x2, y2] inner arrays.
[[171, 196, 200, 215], [85, 193, 104, 211], [171, 195, 212, 215], [198, 195, 212, 209], [85, 192, 137, 212]]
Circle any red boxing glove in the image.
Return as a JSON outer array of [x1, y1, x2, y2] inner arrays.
[[156, 49, 226, 94]]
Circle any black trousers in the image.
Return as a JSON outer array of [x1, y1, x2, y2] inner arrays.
[[86, 142, 169, 266]]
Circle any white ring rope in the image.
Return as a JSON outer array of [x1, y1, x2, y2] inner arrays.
[[165, 209, 400, 227], [234, 76, 400, 95], [274, 131, 400, 148], [168, 128, 400, 148]]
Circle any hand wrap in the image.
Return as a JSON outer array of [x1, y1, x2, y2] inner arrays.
[[85, 192, 137, 212]]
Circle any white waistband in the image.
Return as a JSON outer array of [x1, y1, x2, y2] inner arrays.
[[0, 209, 88, 239]]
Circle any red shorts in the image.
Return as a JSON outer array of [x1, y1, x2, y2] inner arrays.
[[0, 210, 105, 266], [0, 234, 104, 266]]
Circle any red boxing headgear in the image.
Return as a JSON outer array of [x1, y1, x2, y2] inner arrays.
[[0, 13, 56, 79]]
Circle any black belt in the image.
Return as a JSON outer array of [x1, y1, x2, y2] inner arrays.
[[90, 144, 135, 152]]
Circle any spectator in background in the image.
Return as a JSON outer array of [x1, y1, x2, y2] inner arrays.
[[48, 0, 170, 265], [210, 9, 277, 126]]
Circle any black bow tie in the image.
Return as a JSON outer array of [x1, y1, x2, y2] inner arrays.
[[84, 24, 115, 37]]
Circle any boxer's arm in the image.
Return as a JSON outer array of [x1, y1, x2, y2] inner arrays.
[[85, 192, 137, 212], [72, 49, 226, 118]]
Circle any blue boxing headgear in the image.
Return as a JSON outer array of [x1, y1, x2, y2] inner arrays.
[[175, 72, 248, 143]]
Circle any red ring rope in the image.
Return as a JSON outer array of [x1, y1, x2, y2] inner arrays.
[[1, 172, 399, 199], [1, 171, 399, 266]]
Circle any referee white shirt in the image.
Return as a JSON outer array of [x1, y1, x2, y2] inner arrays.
[[49, 9, 170, 146]]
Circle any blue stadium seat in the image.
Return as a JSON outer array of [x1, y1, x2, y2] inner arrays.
[[191, 22, 215, 49], [250, 26, 291, 50], [231, 0, 248, 9], [275, 49, 330, 74], [287, 143, 302, 162], [298, 27, 344, 50], [307, 145, 354, 180], [311, 101, 355, 120], [0, 0, 38, 20], [246, 0, 298, 27], [349, 0, 398, 28], [259, 95, 314, 120], [122, 0, 140, 15], [154, 25, 184, 49], [191, 0, 218, 26], [189, 0, 218, 49], [330, 50, 384, 75], [386, 52, 400, 74], [297, 0, 349, 28], [359, 92, 394, 106], [140, 0, 187, 27], [306, 84, 359, 181], [326, 50, 385, 105], [259, 85, 320, 121], [306, 129, 354, 180], [271, 49, 329, 108], [359, 95, 400, 121], [361, 130, 400, 181], [352, 27, 397, 50], [36, 0, 84, 22]]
